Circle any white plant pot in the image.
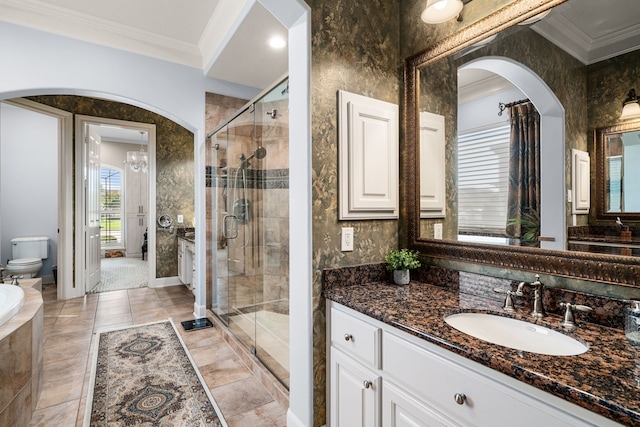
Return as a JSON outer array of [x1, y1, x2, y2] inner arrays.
[[393, 269, 410, 285]]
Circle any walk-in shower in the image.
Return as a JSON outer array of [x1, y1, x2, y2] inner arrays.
[[210, 78, 290, 386]]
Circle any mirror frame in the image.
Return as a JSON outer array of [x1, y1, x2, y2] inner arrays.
[[595, 121, 640, 222], [404, 0, 640, 287]]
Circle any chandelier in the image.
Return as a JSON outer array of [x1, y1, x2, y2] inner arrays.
[[125, 131, 148, 173]]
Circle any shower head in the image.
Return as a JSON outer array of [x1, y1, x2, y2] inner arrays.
[[250, 146, 267, 161], [239, 146, 267, 169]]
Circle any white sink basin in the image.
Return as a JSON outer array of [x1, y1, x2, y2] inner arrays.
[[444, 312, 588, 356]]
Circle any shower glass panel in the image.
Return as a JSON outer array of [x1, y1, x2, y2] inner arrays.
[[212, 78, 290, 387]]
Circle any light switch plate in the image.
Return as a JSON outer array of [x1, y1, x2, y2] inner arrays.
[[177, 215, 184, 223], [434, 223, 443, 240], [341, 227, 354, 251]]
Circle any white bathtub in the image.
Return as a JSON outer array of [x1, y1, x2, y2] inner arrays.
[[0, 284, 25, 327]]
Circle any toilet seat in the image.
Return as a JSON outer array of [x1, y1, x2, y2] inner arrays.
[[8, 258, 42, 267], [5, 258, 43, 278]]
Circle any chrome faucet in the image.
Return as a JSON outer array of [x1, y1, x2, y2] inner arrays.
[[516, 274, 546, 318], [8, 274, 22, 286], [559, 302, 593, 330]]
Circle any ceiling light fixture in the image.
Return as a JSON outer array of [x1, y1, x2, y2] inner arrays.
[[125, 131, 148, 173], [620, 89, 640, 120], [421, 0, 464, 24], [268, 36, 286, 49]]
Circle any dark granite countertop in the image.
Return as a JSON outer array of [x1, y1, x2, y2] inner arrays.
[[324, 280, 640, 426], [177, 228, 195, 244]]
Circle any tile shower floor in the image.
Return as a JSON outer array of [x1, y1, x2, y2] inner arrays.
[[29, 283, 288, 426]]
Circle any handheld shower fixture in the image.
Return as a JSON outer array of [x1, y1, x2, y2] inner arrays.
[[239, 146, 267, 169]]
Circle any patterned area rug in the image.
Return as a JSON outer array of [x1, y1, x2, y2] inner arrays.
[[85, 321, 226, 427], [89, 257, 148, 293]]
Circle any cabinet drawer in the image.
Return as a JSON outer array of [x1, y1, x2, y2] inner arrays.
[[331, 306, 381, 369], [383, 331, 594, 427]]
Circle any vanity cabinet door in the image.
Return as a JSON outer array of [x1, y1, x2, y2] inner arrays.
[[177, 238, 185, 283], [383, 381, 462, 427], [330, 347, 381, 427]]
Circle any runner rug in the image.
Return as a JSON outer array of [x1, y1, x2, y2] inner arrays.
[[84, 320, 226, 426]]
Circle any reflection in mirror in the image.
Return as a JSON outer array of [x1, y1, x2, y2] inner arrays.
[[565, 124, 640, 257], [405, 0, 640, 286], [417, 0, 640, 254], [604, 130, 640, 213], [594, 122, 640, 221], [567, 122, 640, 257]]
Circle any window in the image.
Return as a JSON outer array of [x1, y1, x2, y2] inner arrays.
[[457, 125, 511, 236], [100, 167, 123, 247]]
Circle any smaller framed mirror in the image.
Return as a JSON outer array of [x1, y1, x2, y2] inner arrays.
[[595, 122, 640, 221]]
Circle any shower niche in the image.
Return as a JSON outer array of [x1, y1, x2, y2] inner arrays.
[[210, 78, 290, 387]]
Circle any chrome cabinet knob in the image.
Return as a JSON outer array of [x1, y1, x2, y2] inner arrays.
[[454, 393, 466, 405], [363, 380, 373, 389], [344, 333, 353, 341]]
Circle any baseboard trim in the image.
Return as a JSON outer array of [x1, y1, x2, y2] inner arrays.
[[193, 303, 206, 318], [286, 410, 308, 427], [151, 276, 181, 288]]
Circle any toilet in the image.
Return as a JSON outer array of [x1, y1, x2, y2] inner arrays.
[[5, 236, 49, 279]]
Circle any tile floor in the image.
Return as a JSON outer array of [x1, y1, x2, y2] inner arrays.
[[29, 283, 288, 426]]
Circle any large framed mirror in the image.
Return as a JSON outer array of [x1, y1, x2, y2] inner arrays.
[[404, 0, 640, 286]]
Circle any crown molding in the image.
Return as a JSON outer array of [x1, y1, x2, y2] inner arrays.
[[0, 0, 202, 68]]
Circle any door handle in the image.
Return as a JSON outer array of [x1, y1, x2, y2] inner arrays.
[[223, 214, 239, 239]]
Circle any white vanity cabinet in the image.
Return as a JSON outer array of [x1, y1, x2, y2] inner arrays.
[[329, 305, 382, 426], [178, 237, 195, 294], [327, 301, 622, 427]]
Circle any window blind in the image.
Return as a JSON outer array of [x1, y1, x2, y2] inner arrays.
[[458, 125, 511, 234]]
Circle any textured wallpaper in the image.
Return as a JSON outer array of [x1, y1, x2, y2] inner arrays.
[[27, 95, 194, 279], [307, 0, 400, 424]]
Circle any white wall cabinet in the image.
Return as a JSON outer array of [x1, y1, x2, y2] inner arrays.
[[124, 167, 148, 257], [327, 301, 621, 427], [419, 112, 446, 218], [338, 90, 399, 220]]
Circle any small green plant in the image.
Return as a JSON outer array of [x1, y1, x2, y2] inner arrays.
[[385, 248, 421, 272]]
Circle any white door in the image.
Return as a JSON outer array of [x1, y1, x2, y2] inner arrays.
[[85, 126, 101, 291]]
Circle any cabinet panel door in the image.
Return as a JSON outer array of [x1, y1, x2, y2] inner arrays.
[[384, 381, 462, 427], [125, 214, 145, 256], [330, 347, 381, 427]]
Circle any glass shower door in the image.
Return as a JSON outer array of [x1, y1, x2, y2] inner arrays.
[[211, 78, 290, 387]]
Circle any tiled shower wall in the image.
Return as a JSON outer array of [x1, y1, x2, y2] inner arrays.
[[205, 93, 249, 307], [206, 94, 289, 314]]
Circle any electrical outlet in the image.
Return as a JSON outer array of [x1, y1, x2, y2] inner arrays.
[[434, 223, 443, 240], [177, 215, 184, 223], [341, 227, 354, 251]]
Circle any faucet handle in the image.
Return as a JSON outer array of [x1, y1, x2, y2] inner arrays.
[[560, 302, 593, 330], [493, 288, 518, 312], [8, 274, 23, 286]]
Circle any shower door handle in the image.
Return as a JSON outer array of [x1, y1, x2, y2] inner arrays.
[[223, 214, 239, 239]]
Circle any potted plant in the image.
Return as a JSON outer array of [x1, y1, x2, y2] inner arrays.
[[385, 248, 421, 285]]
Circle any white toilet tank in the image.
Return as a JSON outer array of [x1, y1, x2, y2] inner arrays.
[[11, 236, 49, 259]]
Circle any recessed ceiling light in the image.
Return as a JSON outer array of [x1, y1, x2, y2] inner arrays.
[[268, 36, 286, 49]]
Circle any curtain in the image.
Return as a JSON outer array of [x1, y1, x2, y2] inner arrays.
[[505, 101, 540, 246]]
